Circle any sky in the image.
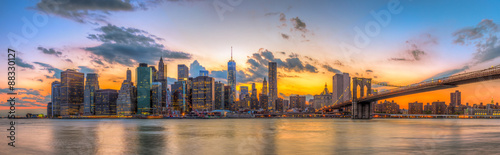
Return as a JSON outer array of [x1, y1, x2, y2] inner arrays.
[[1, 0, 500, 116]]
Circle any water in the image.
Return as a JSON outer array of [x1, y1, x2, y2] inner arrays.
[[1, 118, 500, 154]]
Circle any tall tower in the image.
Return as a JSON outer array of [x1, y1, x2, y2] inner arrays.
[[136, 63, 152, 115], [268, 62, 277, 111], [84, 73, 99, 115], [262, 77, 268, 95], [178, 64, 189, 81], [60, 69, 84, 116], [126, 68, 131, 82], [227, 47, 237, 105], [158, 57, 165, 80]]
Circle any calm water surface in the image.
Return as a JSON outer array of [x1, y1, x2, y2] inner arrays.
[[1, 119, 500, 154]]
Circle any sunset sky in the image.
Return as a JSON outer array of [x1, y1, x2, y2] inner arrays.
[[1, 0, 500, 115]]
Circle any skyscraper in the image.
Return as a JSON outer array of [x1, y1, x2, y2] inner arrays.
[[126, 68, 132, 81], [95, 89, 119, 115], [51, 81, 61, 117], [192, 76, 215, 111], [262, 77, 268, 95], [150, 66, 157, 82], [239, 86, 249, 101], [178, 64, 189, 81], [450, 90, 461, 106], [137, 63, 152, 115], [157, 57, 165, 80], [117, 79, 136, 116], [84, 73, 99, 115], [214, 81, 225, 110], [60, 69, 84, 116], [151, 82, 163, 115], [251, 83, 259, 110], [46, 102, 52, 118], [332, 73, 350, 104], [228, 47, 237, 106], [224, 86, 232, 110], [268, 62, 277, 111]]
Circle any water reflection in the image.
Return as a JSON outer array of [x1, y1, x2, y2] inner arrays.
[[2, 119, 500, 154]]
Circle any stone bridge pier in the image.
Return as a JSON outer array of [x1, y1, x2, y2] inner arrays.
[[352, 78, 373, 119]]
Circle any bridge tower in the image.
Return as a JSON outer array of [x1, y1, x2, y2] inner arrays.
[[352, 78, 372, 119]]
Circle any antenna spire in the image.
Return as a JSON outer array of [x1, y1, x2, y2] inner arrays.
[[231, 46, 233, 60]]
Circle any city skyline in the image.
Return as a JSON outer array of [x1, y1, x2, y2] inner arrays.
[[2, 0, 500, 116]]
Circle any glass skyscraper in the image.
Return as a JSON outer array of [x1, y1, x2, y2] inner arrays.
[[227, 47, 236, 108], [84, 73, 99, 115], [178, 64, 189, 81], [60, 69, 84, 116], [51, 81, 61, 117], [117, 68, 137, 116], [95, 89, 119, 115], [136, 63, 152, 115]]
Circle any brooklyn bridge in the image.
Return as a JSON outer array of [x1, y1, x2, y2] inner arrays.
[[319, 65, 500, 119]]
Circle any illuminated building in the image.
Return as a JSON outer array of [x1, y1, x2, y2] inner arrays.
[[83, 73, 99, 115], [51, 81, 61, 117], [374, 100, 400, 114], [431, 100, 447, 114], [95, 89, 119, 115], [262, 77, 268, 95], [313, 83, 332, 109], [228, 47, 237, 107], [178, 64, 189, 81], [136, 63, 152, 115], [214, 81, 225, 110], [172, 79, 192, 112], [259, 94, 268, 110], [151, 82, 163, 115], [239, 86, 249, 101], [157, 57, 168, 113], [268, 62, 277, 111], [449, 90, 461, 114], [157, 56, 165, 80], [408, 101, 423, 114], [60, 69, 85, 116], [116, 78, 136, 116], [192, 76, 215, 111], [290, 95, 306, 110]]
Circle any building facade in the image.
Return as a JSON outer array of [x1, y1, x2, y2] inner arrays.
[[95, 89, 119, 115], [192, 76, 215, 111], [137, 63, 152, 115], [60, 69, 85, 116], [268, 62, 277, 111], [83, 73, 99, 115]]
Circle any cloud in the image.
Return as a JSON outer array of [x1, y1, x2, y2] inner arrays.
[[427, 19, 500, 82], [78, 66, 96, 74], [281, 33, 289, 39], [390, 33, 437, 62], [84, 24, 191, 67], [189, 60, 206, 77], [366, 70, 373, 73], [322, 64, 342, 74], [33, 62, 63, 78], [305, 64, 318, 73], [65, 59, 73, 63], [34, 0, 160, 24], [454, 19, 500, 65], [36, 79, 44, 82], [16, 57, 35, 69], [290, 17, 308, 33], [37, 46, 62, 57]]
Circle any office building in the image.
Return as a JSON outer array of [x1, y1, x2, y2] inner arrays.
[[83, 73, 99, 115], [192, 76, 215, 111], [228, 47, 237, 106], [268, 62, 277, 111], [95, 89, 119, 115], [60, 69, 85, 116], [214, 81, 225, 110], [408, 101, 423, 114], [137, 63, 152, 115], [178, 64, 189, 81], [51, 81, 61, 117], [290, 95, 306, 110]]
